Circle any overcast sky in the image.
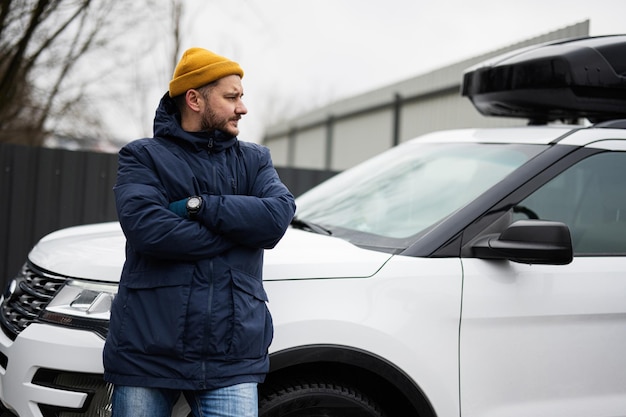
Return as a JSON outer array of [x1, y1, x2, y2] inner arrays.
[[109, 0, 625, 144]]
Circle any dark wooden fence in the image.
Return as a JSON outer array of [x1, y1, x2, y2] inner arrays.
[[0, 142, 336, 288]]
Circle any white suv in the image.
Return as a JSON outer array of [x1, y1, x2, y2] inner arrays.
[[2, 35, 626, 417]]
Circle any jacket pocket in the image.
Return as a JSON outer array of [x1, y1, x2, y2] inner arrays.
[[115, 265, 193, 357], [228, 269, 273, 359]]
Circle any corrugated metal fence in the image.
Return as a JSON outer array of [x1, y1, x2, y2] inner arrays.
[[0, 142, 335, 288]]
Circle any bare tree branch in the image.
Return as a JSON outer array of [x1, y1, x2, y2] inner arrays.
[[0, 0, 169, 147], [34, 1, 96, 135], [0, 0, 49, 116], [26, 0, 92, 70]]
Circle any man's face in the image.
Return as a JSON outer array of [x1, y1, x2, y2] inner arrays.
[[200, 75, 247, 136]]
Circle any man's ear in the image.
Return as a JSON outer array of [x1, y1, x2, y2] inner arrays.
[[185, 89, 203, 113]]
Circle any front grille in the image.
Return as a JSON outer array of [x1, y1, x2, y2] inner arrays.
[[0, 263, 66, 340]]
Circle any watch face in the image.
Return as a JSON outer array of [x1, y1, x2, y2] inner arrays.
[[187, 197, 201, 210]]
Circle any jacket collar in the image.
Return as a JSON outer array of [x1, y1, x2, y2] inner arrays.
[[152, 92, 238, 152]]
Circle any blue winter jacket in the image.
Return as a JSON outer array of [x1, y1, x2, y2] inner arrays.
[[103, 94, 296, 390]]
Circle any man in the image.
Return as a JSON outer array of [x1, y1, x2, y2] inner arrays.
[[103, 48, 296, 417]]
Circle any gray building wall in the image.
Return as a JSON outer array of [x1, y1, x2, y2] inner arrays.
[[263, 20, 590, 171]]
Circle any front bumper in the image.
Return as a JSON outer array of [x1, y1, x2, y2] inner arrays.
[[0, 323, 107, 417]]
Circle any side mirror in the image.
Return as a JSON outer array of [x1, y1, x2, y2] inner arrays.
[[472, 220, 573, 265]]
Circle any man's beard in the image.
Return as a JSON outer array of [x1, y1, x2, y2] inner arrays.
[[200, 108, 238, 136]]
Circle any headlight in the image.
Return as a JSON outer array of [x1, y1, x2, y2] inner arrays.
[[41, 280, 117, 339]]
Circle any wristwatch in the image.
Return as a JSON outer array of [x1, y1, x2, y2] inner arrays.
[[186, 196, 202, 219]]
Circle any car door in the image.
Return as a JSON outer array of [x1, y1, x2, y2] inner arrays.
[[459, 145, 626, 417]]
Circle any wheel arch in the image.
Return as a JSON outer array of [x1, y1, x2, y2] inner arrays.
[[263, 344, 437, 417]]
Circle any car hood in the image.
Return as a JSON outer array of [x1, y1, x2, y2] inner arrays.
[[28, 222, 392, 283]]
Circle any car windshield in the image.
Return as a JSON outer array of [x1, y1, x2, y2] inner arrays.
[[295, 140, 546, 243]]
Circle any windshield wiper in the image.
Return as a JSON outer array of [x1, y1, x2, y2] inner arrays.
[[290, 217, 332, 235]]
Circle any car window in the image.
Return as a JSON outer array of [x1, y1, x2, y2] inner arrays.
[[512, 151, 626, 255], [296, 141, 544, 240]]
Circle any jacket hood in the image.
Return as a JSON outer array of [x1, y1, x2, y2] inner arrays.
[[152, 92, 237, 152]]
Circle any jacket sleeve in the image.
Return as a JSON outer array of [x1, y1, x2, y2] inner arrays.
[[114, 142, 236, 260], [198, 146, 296, 249]]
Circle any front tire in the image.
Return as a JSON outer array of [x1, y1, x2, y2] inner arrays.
[[259, 379, 386, 417]]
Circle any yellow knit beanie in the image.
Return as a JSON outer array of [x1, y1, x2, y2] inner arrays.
[[168, 48, 244, 97]]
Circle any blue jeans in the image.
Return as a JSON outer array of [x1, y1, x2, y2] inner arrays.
[[111, 383, 258, 417]]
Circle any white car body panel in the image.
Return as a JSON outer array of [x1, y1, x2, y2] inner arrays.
[[263, 228, 392, 280], [460, 257, 626, 417], [29, 223, 125, 282], [266, 255, 463, 417]]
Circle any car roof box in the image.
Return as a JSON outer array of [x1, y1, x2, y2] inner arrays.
[[462, 35, 626, 123]]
